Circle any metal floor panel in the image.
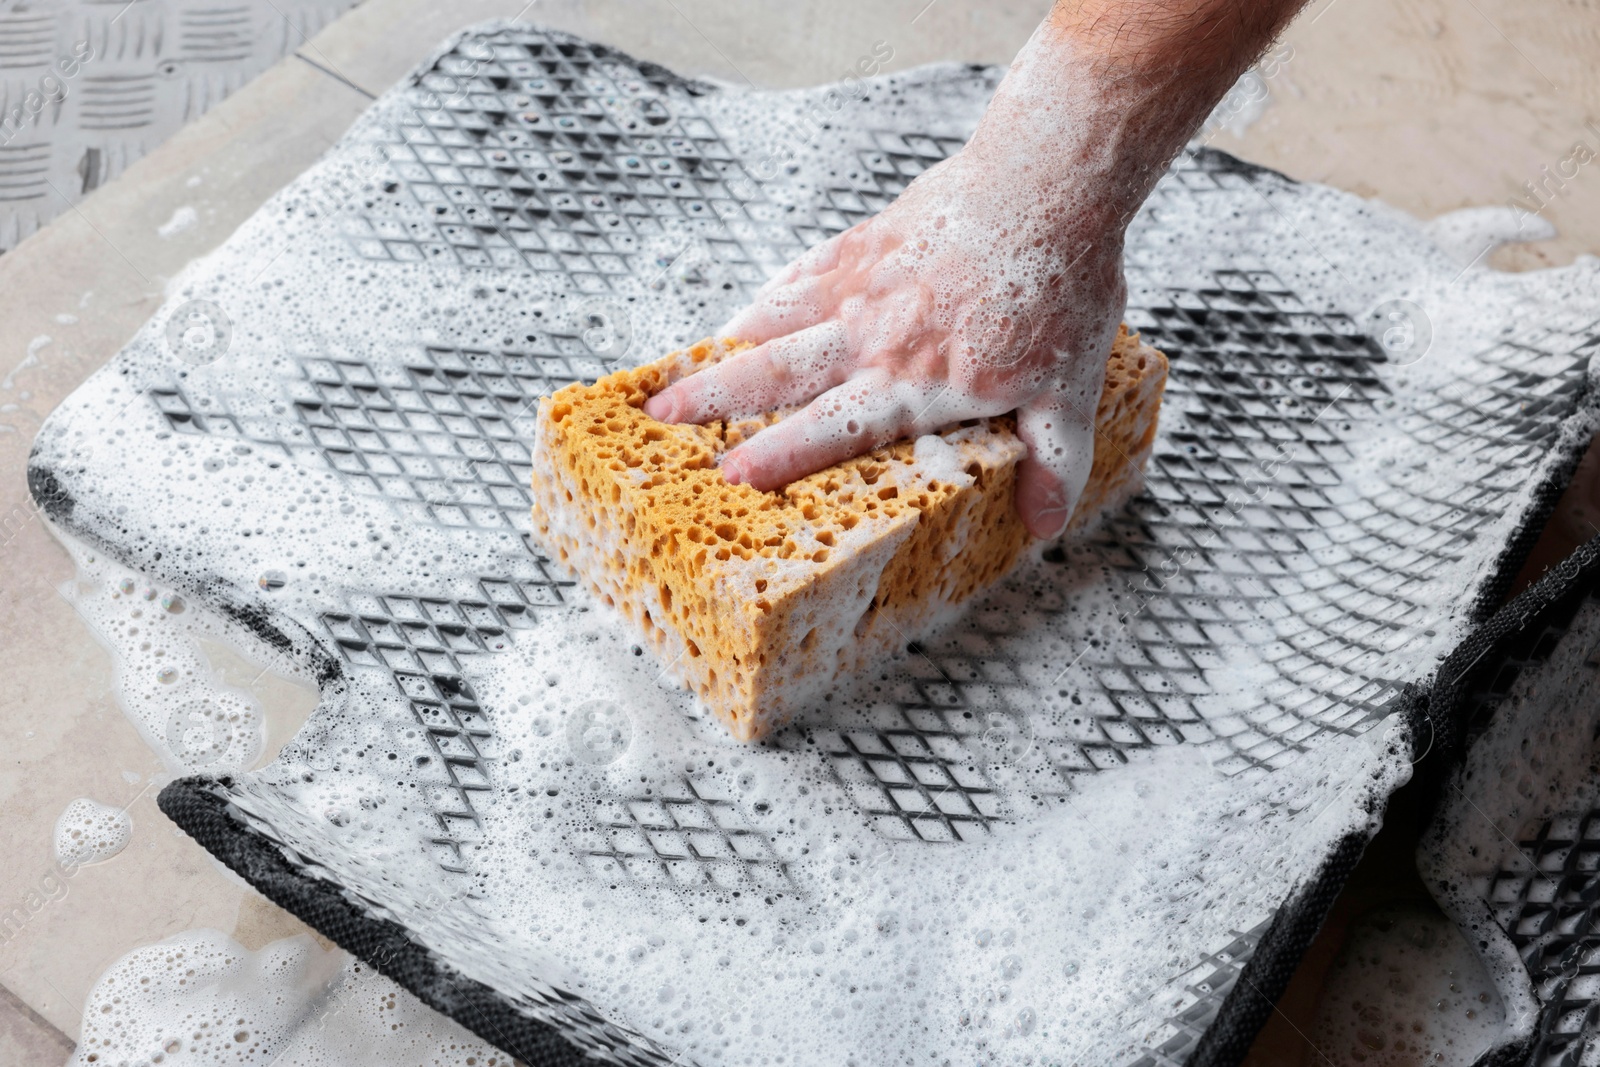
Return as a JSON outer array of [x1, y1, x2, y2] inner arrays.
[[0, 0, 362, 252]]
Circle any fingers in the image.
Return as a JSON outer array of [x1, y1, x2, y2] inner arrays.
[[720, 235, 847, 343], [644, 321, 852, 424], [721, 368, 934, 491], [717, 371, 1102, 539], [718, 278, 828, 348], [764, 231, 846, 294], [1014, 395, 1096, 540]]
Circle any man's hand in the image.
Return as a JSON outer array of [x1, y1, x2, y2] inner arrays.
[[645, 0, 1308, 539], [645, 150, 1126, 539]]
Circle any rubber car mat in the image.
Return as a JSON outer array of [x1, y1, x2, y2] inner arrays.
[[1419, 534, 1600, 1067]]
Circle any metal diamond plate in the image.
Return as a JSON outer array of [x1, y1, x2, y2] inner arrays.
[[0, 0, 361, 252]]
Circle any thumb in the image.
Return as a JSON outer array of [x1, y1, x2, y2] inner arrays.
[[1014, 394, 1096, 540]]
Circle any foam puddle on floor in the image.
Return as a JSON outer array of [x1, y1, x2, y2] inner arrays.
[[68, 929, 510, 1067], [1309, 906, 1505, 1066], [40, 528, 434, 1066], [56, 536, 282, 777], [52, 797, 132, 867]]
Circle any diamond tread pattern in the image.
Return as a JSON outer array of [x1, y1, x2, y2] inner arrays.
[[1470, 565, 1600, 1067]]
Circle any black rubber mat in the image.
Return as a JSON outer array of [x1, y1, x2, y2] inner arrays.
[[28, 21, 1600, 1066], [1417, 534, 1600, 1067]]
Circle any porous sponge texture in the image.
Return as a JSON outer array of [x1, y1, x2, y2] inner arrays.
[[530, 326, 1167, 741]]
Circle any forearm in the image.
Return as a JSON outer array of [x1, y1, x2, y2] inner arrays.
[[1051, 0, 1304, 79], [964, 0, 1308, 228]]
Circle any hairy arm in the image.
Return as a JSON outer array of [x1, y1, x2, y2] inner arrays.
[[994, 0, 1307, 217], [646, 0, 1308, 538]]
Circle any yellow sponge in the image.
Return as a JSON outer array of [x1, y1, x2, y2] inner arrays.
[[530, 326, 1167, 741]]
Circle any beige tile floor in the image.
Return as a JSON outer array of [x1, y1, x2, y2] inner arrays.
[[0, 0, 1596, 1061]]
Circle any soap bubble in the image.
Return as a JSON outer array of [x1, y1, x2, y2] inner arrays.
[[163, 299, 233, 366], [1365, 298, 1432, 367], [977, 709, 1036, 768], [258, 570, 288, 592], [960, 297, 1037, 369], [164, 697, 237, 771], [575, 296, 634, 361], [54, 797, 132, 866], [567, 698, 633, 765]]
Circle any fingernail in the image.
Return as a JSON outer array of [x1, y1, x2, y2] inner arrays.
[[643, 392, 675, 421], [1032, 504, 1071, 541], [720, 454, 746, 485]]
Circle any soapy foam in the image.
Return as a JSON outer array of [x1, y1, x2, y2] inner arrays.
[[224, 633, 1412, 1065], [1309, 906, 1505, 1067], [1420, 599, 1600, 895], [53, 797, 132, 866], [26, 26, 1600, 1066], [56, 538, 281, 776], [158, 205, 200, 239], [1416, 595, 1600, 1054], [450, 642, 1411, 1063], [1421, 205, 1557, 269], [70, 929, 511, 1067]]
